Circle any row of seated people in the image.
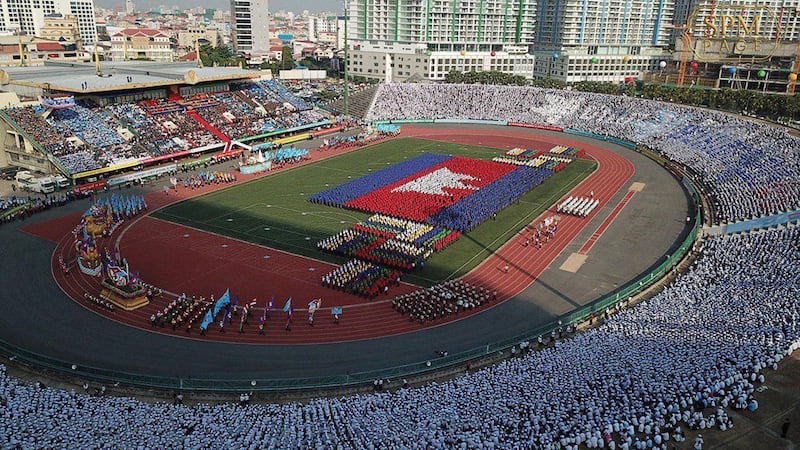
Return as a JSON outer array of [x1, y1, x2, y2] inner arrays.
[[106, 103, 183, 156], [233, 81, 302, 111], [392, 279, 496, 324], [194, 92, 268, 140], [4, 107, 75, 158]]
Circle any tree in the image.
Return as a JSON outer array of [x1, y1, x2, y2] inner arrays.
[[199, 44, 242, 67], [280, 46, 295, 70], [445, 70, 463, 84]]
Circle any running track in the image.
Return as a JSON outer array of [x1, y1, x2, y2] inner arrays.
[[25, 127, 634, 345]]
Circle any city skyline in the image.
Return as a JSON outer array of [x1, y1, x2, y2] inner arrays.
[[96, 0, 339, 12]]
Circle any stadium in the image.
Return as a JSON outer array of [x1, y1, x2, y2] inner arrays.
[[0, 63, 798, 448]]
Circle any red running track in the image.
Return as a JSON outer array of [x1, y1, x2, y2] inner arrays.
[[27, 127, 633, 345]]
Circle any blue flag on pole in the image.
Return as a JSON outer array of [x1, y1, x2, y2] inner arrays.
[[200, 309, 214, 330], [213, 289, 231, 316], [283, 297, 292, 312]]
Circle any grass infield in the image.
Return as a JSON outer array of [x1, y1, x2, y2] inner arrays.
[[154, 138, 597, 287]]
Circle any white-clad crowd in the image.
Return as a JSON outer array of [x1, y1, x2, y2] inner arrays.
[[2, 227, 798, 449], [368, 83, 800, 224], [2, 84, 799, 448]]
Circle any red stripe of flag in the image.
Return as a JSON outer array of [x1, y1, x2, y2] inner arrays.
[[345, 157, 516, 221]]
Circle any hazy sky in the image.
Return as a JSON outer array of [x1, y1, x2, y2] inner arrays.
[[99, 0, 342, 13]]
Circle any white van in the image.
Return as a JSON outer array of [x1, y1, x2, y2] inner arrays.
[[15, 171, 56, 194]]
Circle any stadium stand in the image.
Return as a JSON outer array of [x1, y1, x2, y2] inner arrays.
[[1, 80, 328, 175], [325, 84, 380, 119], [368, 84, 800, 224], [3, 83, 800, 449]]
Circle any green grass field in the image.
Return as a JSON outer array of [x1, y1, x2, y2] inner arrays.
[[154, 137, 596, 287]]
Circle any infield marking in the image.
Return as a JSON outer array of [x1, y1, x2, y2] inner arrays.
[[560, 253, 588, 273], [578, 186, 641, 256]]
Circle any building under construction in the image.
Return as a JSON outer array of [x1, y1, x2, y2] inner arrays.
[[649, 0, 800, 93]]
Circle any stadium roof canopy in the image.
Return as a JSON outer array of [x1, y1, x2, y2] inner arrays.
[[0, 61, 260, 95]]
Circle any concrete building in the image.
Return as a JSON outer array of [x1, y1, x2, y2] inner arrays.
[[177, 26, 221, 49], [125, 0, 135, 14], [0, 34, 88, 66], [308, 15, 337, 41], [345, 0, 536, 82], [231, 0, 270, 54], [0, 0, 96, 43], [109, 28, 174, 62], [531, 0, 674, 83], [39, 13, 80, 44]]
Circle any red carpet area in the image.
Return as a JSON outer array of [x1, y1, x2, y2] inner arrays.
[[25, 128, 634, 345]]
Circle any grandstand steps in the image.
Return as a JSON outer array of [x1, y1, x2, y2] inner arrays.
[[186, 110, 231, 143], [325, 85, 379, 119], [235, 91, 259, 109]]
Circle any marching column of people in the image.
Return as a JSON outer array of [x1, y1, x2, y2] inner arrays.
[[393, 279, 497, 324]]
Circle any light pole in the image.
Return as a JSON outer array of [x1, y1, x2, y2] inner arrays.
[[343, 0, 349, 116]]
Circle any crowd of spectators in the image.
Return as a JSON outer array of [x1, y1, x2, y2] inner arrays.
[[2, 227, 797, 448], [369, 83, 800, 223], [2, 83, 800, 448], [2, 81, 328, 175], [393, 279, 496, 324]]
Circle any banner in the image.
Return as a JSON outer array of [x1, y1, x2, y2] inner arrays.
[[200, 309, 214, 330], [508, 122, 563, 132], [213, 289, 231, 316]]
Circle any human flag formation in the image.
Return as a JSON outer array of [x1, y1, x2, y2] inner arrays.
[[309, 153, 555, 231]]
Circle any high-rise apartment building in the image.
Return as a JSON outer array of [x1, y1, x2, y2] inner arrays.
[[531, 0, 674, 82], [231, 0, 269, 54], [0, 0, 96, 43], [346, 0, 536, 81]]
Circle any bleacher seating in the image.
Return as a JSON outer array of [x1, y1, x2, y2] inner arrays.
[[3, 83, 800, 450], [368, 83, 800, 223], [1, 80, 327, 174], [326, 84, 379, 119]]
